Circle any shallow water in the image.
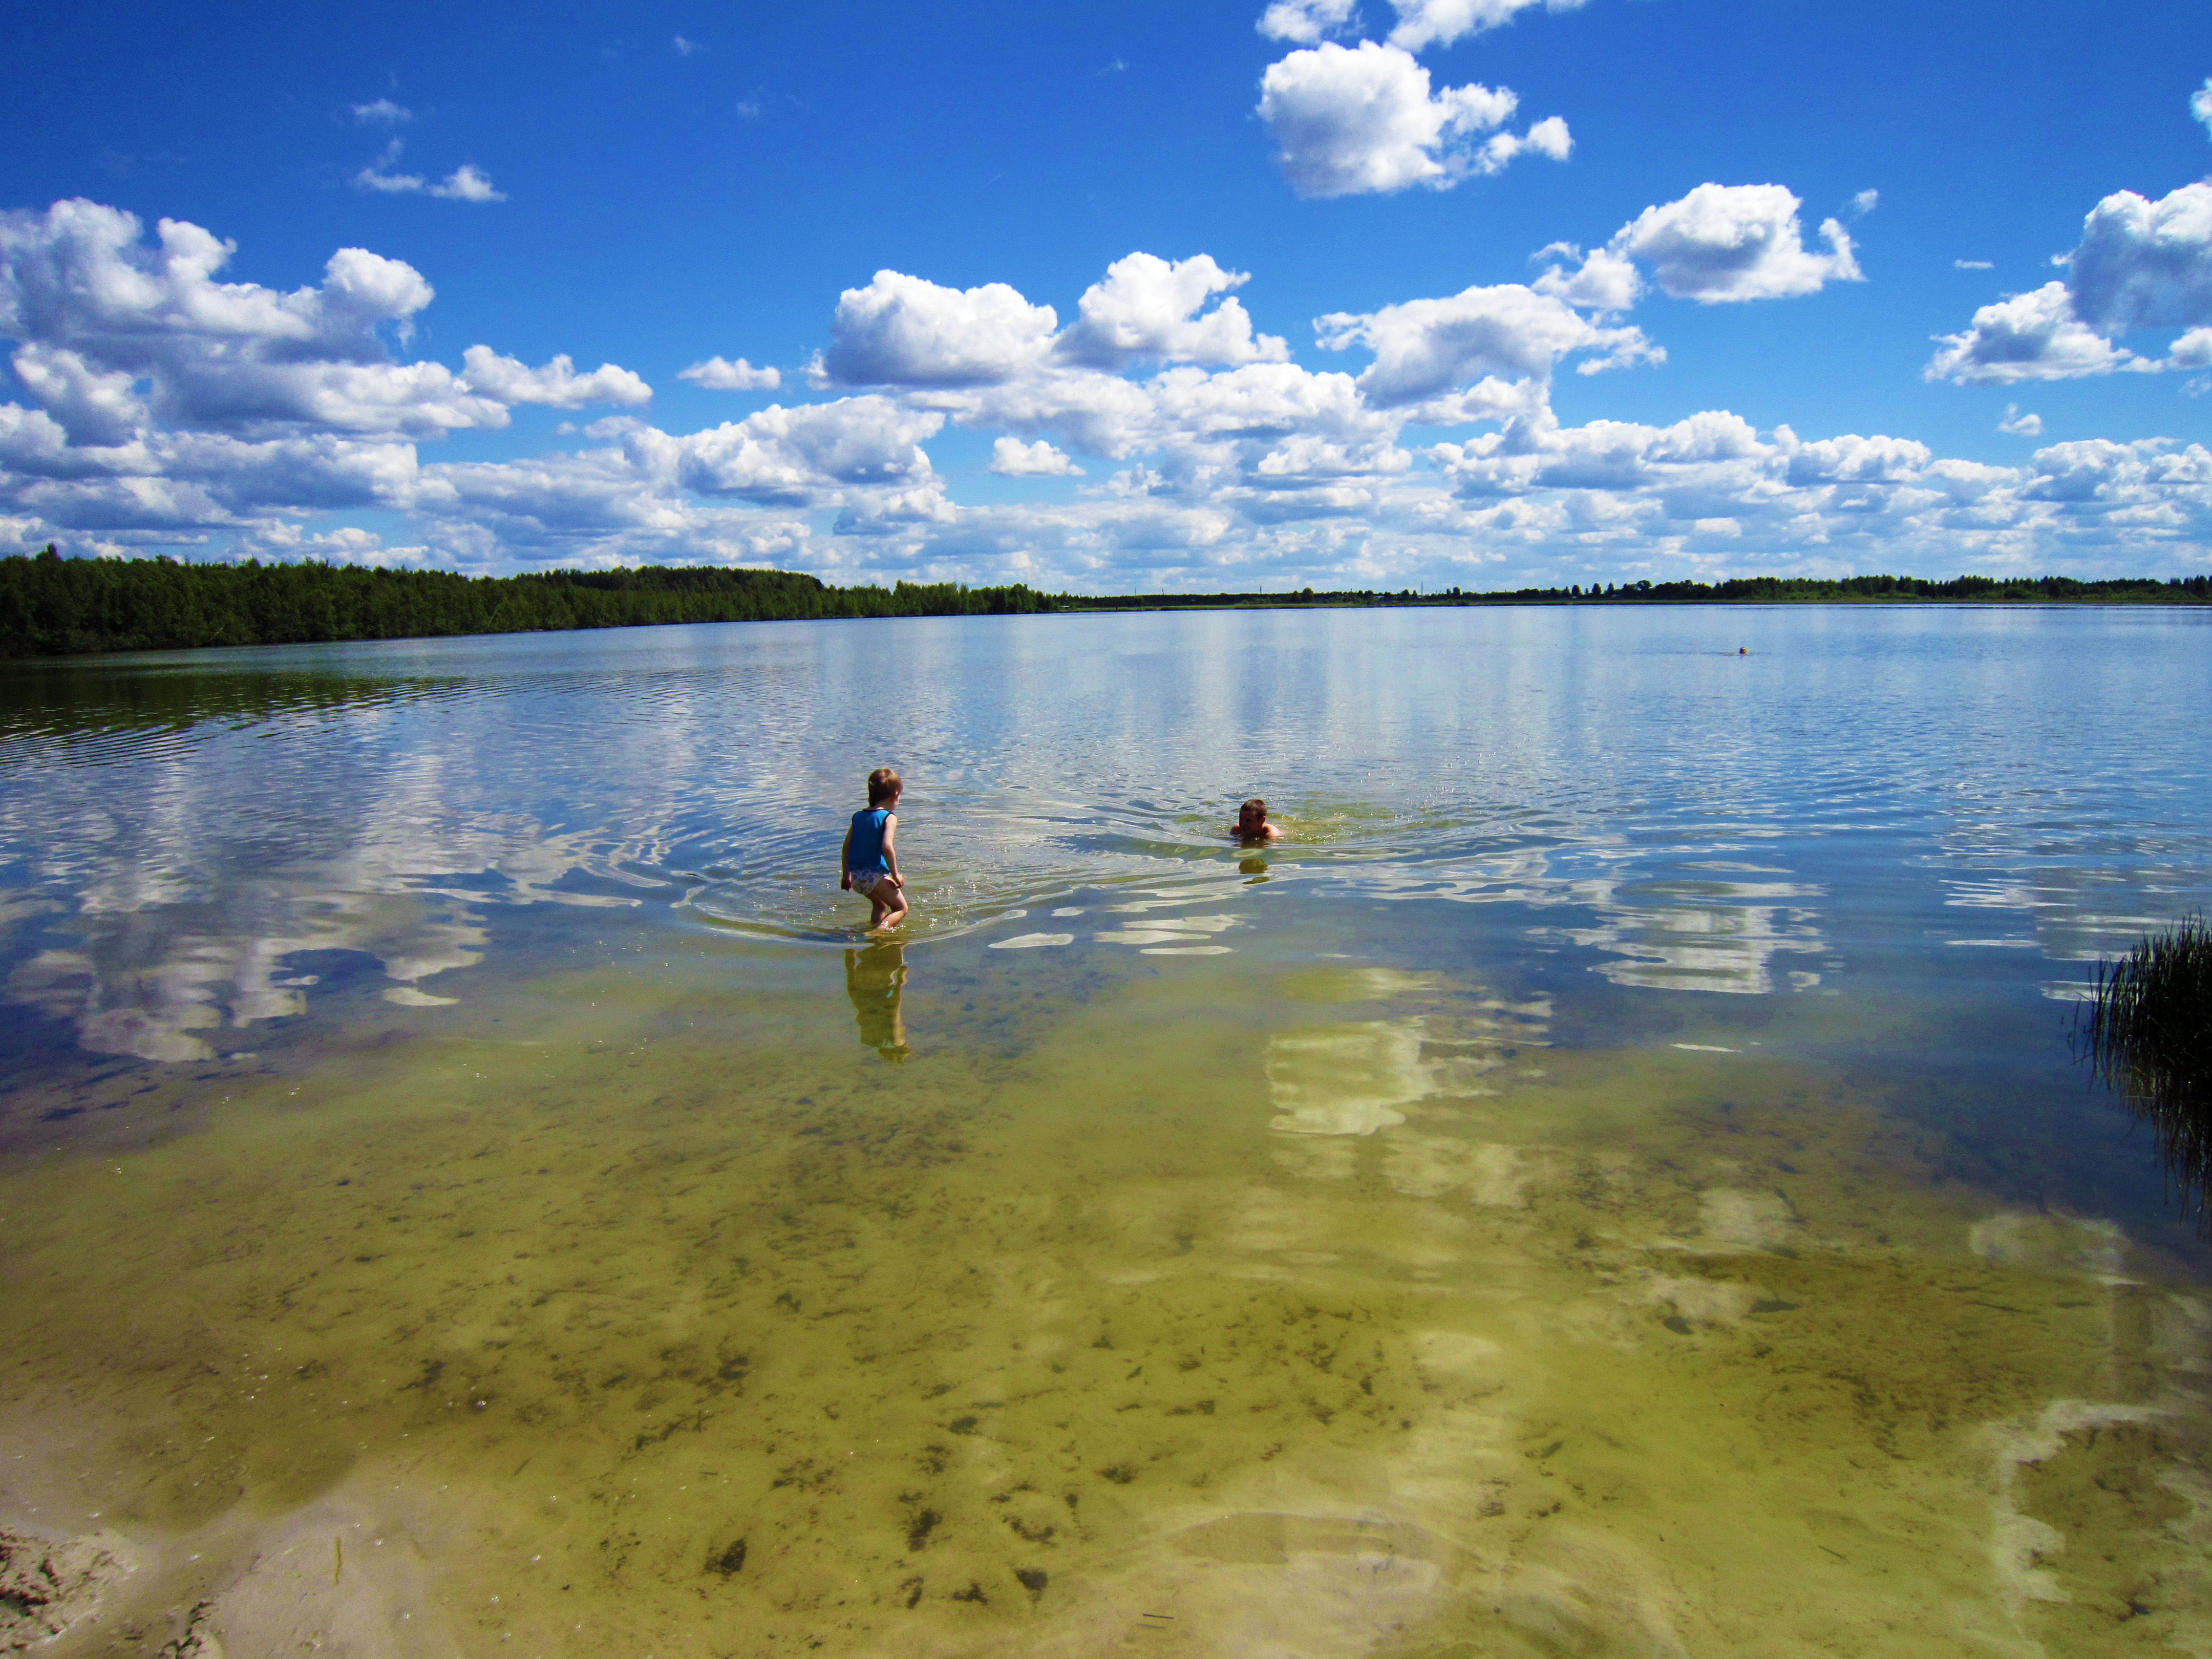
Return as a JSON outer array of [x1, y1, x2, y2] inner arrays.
[[1, 606, 2208, 1657]]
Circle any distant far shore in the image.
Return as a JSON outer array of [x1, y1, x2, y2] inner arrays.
[[4, 545, 2208, 661]]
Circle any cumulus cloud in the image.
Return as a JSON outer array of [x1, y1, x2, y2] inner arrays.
[[1531, 243, 1640, 312], [989, 436, 1084, 476], [2069, 181, 2212, 332], [1316, 282, 1658, 407], [1845, 189, 1879, 219], [1385, 0, 1585, 51], [1258, 41, 1560, 197], [823, 269, 1058, 386], [671, 397, 944, 503], [458, 346, 650, 408], [1998, 405, 2044, 436], [428, 164, 504, 204], [1473, 116, 1572, 177], [0, 200, 525, 438], [2172, 326, 2212, 370], [1057, 253, 1289, 369], [350, 99, 412, 125], [1258, 0, 1359, 42], [678, 356, 781, 391], [1926, 282, 2144, 384], [1604, 184, 1862, 303], [8, 197, 2210, 590], [353, 142, 504, 202], [1929, 92, 2212, 385]]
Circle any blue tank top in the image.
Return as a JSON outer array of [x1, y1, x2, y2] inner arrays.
[[847, 807, 891, 875]]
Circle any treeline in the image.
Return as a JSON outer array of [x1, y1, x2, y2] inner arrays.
[[1449, 573, 2212, 605], [0, 547, 1053, 657], [5, 547, 2210, 660], [1070, 573, 2212, 609]]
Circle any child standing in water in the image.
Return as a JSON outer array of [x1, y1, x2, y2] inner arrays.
[[841, 767, 909, 932]]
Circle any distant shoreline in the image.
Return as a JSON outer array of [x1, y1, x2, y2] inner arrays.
[[4, 546, 2207, 661]]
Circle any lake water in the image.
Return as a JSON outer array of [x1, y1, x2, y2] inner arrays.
[[1, 605, 2208, 1658]]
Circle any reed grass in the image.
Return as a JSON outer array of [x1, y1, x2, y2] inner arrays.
[[2082, 914, 2212, 1235]]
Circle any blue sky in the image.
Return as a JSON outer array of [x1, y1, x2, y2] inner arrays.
[[3, 0, 2209, 589]]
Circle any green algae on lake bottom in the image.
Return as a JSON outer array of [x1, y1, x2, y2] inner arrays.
[[1, 951, 2206, 1658]]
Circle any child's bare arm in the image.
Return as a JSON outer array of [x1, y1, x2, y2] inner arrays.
[[839, 825, 853, 889]]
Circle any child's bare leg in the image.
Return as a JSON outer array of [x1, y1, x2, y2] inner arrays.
[[871, 877, 908, 931]]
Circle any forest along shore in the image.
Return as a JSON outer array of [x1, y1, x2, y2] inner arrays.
[[3, 545, 2209, 658]]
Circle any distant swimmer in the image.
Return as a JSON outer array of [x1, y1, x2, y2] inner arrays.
[[1739, 647, 1748, 655], [840, 766, 909, 932], [1229, 797, 1284, 843]]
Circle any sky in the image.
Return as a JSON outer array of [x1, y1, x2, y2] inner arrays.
[[3, 0, 2210, 591]]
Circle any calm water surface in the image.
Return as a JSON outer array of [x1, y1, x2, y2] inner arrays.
[[1, 606, 2207, 1658]]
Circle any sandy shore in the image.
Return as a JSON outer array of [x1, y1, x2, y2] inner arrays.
[[2, 1410, 461, 1659]]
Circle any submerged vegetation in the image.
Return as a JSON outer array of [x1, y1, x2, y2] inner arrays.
[[2083, 916, 2212, 1235], [3, 545, 2210, 658]]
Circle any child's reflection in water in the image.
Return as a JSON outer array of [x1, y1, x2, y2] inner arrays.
[[844, 941, 910, 1062]]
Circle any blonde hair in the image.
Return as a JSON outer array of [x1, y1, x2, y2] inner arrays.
[[868, 766, 902, 805]]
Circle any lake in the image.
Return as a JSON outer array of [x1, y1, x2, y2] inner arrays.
[[2, 604, 2208, 1657]]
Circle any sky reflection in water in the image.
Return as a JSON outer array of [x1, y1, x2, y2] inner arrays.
[[4, 603, 2208, 1061]]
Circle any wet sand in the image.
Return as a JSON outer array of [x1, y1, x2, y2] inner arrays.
[[2, 951, 2207, 1658]]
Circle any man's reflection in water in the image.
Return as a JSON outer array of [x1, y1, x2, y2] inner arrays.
[[844, 942, 910, 1063], [1240, 854, 1270, 882]]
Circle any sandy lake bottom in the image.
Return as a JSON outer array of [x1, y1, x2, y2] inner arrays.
[[2, 942, 2207, 1659]]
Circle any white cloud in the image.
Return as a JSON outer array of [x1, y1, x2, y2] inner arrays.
[[2068, 181, 2212, 331], [354, 142, 504, 202], [1474, 116, 1572, 177], [1781, 431, 1930, 485], [428, 164, 504, 203], [1609, 184, 1862, 302], [1531, 244, 1640, 311], [2171, 326, 2212, 370], [1998, 405, 2044, 436], [9, 198, 2211, 589], [1058, 253, 1289, 369], [2194, 77, 2212, 138], [350, 99, 412, 125], [9, 344, 148, 446], [1929, 96, 2212, 385], [822, 269, 1058, 386], [1316, 282, 1658, 407], [1845, 188, 1879, 219], [459, 346, 650, 408], [1257, 0, 1358, 43], [1955, 259, 1994, 270], [671, 396, 944, 503], [1257, 41, 1540, 198], [0, 201, 516, 438], [1925, 281, 2143, 384], [678, 356, 782, 391], [1385, 0, 1585, 52], [354, 141, 426, 194], [673, 34, 701, 56], [989, 437, 1084, 476]]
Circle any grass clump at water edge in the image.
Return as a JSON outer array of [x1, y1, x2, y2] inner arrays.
[[2082, 914, 2212, 1233]]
